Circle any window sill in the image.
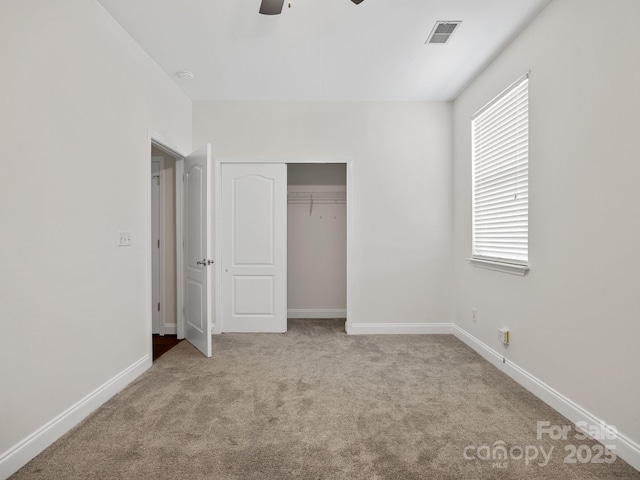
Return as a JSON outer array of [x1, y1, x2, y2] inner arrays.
[[467, 257, 530, 276]]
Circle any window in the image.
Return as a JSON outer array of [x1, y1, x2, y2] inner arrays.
[[471, 73, 529, 274]]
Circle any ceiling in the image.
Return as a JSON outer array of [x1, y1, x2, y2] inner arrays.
[[96, 0, 551, 102]]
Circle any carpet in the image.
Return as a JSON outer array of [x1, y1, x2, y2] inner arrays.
[[11, 319, 640, 479]]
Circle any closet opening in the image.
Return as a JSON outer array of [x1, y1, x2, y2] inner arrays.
[[287, 163, 347, 329]]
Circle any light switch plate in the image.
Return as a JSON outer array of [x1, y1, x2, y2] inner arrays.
[[118, 231, 132, 247]]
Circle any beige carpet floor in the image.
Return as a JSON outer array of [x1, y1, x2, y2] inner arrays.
[[11, 319, 640, 479]]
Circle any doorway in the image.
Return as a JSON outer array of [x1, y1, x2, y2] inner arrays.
[[150, 144, 180, 359], [287, 163, 347, 321], [147, 136, 214, 358]]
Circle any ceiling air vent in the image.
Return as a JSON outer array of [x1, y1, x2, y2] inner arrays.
[[426, 21, 461, 45]]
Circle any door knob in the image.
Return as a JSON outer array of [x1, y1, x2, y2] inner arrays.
[[196, 259, 207, 266]]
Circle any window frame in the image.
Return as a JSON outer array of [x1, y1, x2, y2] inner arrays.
[[469, 73, 530, 276]]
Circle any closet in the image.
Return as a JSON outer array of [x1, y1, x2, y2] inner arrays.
[[287, 164, 347, 319]]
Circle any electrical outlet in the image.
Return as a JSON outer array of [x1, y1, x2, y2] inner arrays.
[[498, 327, 510, 345], [118, 231, 132, 247], [472, 308, 477, 323]]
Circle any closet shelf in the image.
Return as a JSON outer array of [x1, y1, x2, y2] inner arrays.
[[288, 191, 346, 215], [287, 191, 346, 204]]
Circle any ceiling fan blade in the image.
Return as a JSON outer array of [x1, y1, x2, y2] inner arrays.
[[351, 0, 364, 4], [259, 0, 284, 15]]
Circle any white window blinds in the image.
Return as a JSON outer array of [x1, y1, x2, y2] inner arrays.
[[472, 74, 529, 265]]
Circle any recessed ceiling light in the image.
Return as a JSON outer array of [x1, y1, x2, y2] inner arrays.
[[177, 71, 194, 80]]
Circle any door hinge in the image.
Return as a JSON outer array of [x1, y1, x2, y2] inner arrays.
[[157, 302, 160, 312], [157, 239, 160, 249]]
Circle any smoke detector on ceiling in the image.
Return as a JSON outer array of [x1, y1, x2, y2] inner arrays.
[[426, 21, 461, 45], [177, 71, 194, 80]]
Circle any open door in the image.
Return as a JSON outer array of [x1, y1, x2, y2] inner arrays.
[[183, 144, 212, 357], [221, 163, 287, 333]]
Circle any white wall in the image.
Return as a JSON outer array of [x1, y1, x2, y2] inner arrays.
[[0, 0, 191, 472], [194, 102, 453, 328], [453, 0, 640, 455]]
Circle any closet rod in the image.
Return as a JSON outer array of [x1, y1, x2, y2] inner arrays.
[[287, 191, 346, 214]]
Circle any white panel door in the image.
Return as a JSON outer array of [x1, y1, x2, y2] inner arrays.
[[221, 163, 287, 333], [183, 145, 212, 357]]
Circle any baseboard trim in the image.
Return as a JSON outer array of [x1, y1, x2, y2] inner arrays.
[[451, 324, 640, 472], [162, 324, 177, 335], [0, 354, 151, 479], [347, 322, 452, 335], [288, 309, 347, 319]]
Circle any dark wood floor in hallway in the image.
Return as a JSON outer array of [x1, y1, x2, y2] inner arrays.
[[152, 334, 181, 361]]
